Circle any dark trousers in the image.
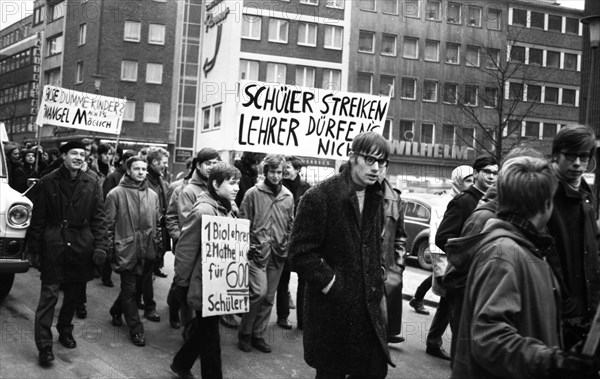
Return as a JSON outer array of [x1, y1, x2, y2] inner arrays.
[[276, 267, 291, 319], [447, 289, 460, 364], [167, 281, 194, 327], [297, 277, 305, 329], [172, 313, 222, 378], [101, 259, 112, 283], [34, 281, 85, 351], [426, 295, 450, 348], [136, 260, 156, 311], [414, 274, 432, 301], [111, 271, 144, 335]]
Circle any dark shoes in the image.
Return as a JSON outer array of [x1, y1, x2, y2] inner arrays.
[[154, 268, 168, 278], [409, 298, 430, 315], [238, 333, 252, 352], [144, 310, 160, 322], [111, 312, 123, 327], [137, 301, 145, 310], [75, 304, 87, 319], [169, 308, 181, 329], [251, 337, 272, 353], [388, 335, 406, 344], [277, 317, 292, 330], [58, 333, 77, 349], [170, 363, 195, 379], [102, 279, 114, 287], [38, 347, 55, 366], [219, 314, 238, 329], [131, 333, 146, 347], [426, 345, 451, 361]]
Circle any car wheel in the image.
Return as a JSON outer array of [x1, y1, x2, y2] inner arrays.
[[0, 273, 15, 300], [416, 241, 433, 271]]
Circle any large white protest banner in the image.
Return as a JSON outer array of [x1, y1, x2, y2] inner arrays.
[[201, 215, 250, 317], [235, 81, 391, 160], [35, 85, 125, 135]]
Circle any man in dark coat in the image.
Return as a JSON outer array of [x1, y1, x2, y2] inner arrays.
[[289, 132, 393, 378], [27, 141, 108, 366]]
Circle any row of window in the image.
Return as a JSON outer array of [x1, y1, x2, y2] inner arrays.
[[123, 21, 167, 45], [0, 25, 32, 49], [239, 59, 342, 89], [0, 82, 38, 105], [0, 116, 36, 134], [0, 48, 39, 75], [242, 15, 343, 50], [360, 0, 503, 30], [509, 45, 580, 71], [510, 7, 581, 35], [121, 101, 161, 123], [202, 103, 222, 132], [117, 61, 164, 83], [507, 82, 578, 106]]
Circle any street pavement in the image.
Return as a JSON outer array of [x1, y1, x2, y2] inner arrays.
[[0, 254, 450, 379]]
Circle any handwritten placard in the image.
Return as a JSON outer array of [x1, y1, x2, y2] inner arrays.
[[35, 85, 125, 135], [235, 81, 390, 160], [201, 215, 250, 317]]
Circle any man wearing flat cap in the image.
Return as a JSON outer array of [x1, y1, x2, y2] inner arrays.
[[27, 141, 108, 366]]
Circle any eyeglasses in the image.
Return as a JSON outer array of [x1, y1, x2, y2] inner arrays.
[[560, 151, 591, 162], [357, 153, 389, 168], [480, 168, 498, 176]]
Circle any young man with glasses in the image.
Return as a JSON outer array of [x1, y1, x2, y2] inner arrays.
[[289, 132, 393, 379], [546, 123, 600, 350]]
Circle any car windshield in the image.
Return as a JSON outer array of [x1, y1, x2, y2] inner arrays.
[[0, 144, 7, 178]]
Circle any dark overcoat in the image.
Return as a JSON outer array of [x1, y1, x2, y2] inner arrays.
[[289, 165, 392, 376], [26, 165, 108, 283]]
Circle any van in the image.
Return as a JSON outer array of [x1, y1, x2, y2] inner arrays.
[[0, 123, 33, 299]]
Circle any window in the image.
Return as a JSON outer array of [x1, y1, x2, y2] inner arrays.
[[324, 26, 343, 50], [466, 45, 480, 67], [381, 34, 397, 56], [487, 8, 502, 30], [485, 48, 500, 69], [242, 15, 261, 40], [564, 53, 578, 70], [509, 82, 523, 100], [425, 1, 441, 21], [76, 62, 84, 83], [121, 60, 138, 81], [358, 30, 375, 53], [404, 0, 419, 18], [421, 123, 434, 144], [295, 67, 315, 87], [424, 40, 439, 62], [33, 7, 44, 25], [529, 48, 543, 65], [445, 43, 460, 64], [443, 83, 458, 104], [143, 102, 161, 123], [47, 35, 63, 56], [269, 19, 289, 43], [213, 104, 222, 129], [148, 24, 166, 45], [399, 120, 414, 140], [467, 5, 481, 27], [123, 101, 135, 121], [543, 123, 558, 139], [512, 9, 527, 26], [545, 87, 559, 103], [401, 77, 416, 100], [146, 63, 163, 84], [124, 21, 141, 42], [447, 2, 461, 24], [78, 24, 87, 45], [566, 17, 579, 34], [298, 22, 317, 46], [322, 69, 341, 90], [562, 89, 576, 106], [239, 60, 259, 80], [510, 46, 525, 62], [464, 85, 478, 106], [202, 107, 211, 131], [266, 63, 286, 84], [527, 84, 541, 102], [360, 0, 375, 11], [524, 121, 539, 138], [546, 51, 560, 68], [423, 80, 438, 102], [49, 2, 65, 21], [357, 72, 373, 94], [300, 0, 318, 4], [379, 75, 395, 97], [530, 11, 544, 29], [484, 87, 498, 107], [441, 124, 455, 145], [457, 127, 474, 147], [548, 15, 562, 32], [326, 0, 344, 9], [403, 37, 418, 59], [382, 0, 398, 14], [46, 69, 61, 86]]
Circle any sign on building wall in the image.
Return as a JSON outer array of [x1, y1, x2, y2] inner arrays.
[[201, 215, 250, 317], [235, 81, 391, 160], [35, 85, 125, 135]]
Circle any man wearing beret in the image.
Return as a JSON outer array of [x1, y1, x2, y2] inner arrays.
[[27, 141, 108, 366]]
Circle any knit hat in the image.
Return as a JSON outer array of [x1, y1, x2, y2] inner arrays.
[[59, 141, 87, 154]]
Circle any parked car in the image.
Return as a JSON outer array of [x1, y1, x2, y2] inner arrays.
[[402, 192, 450, 271]]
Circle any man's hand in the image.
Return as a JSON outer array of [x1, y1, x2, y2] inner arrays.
[[551, 349, 600, 378], [93, 249, 107, 266]]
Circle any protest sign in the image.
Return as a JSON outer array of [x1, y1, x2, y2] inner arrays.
[[201, 215, 250, 317], [235, 81, 391, 160], [35, 85, 125, 135]]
